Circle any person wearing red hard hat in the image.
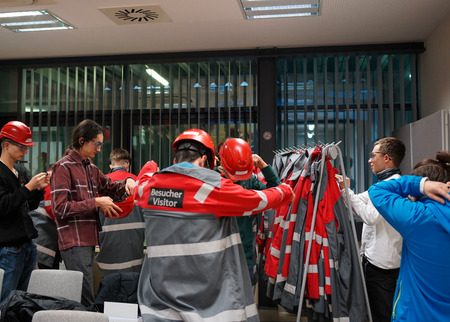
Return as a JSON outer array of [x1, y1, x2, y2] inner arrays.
[[96, 148, 150, 277], [50, 119, 136, 307], [0, 121, 50, 305], [134, 128, 293, 321], [216, 138, 282, 284], [171, 128, 216, 169]]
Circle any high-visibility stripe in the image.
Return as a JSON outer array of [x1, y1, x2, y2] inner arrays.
[[253, 190, 268, 211], [275, 186, 284, 197], [319, 286, 325, 296], [44, 200, 51, 207], [147, 233, 241, 258], [276, 273, 287, 282], [305, 231, 328, 246], [281, 219, 289, 229], [270, 246, 280, 258], [329, 259, 335, 268], [194, 182, 215, 204], [36, 244, 56, 257], [140, 303, 258, 321], [96, 258, 144, 270], [138, 180, 148, 198], [101, 222, 145, 232], [307, 264, 318, 273], [315, 233, 323, 244], [284, 282, 296, 295], [333, 317, 350, 322]]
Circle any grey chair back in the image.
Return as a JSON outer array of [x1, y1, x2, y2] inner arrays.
[[32, 309, 109, 322], [27, 269, 83, 303]]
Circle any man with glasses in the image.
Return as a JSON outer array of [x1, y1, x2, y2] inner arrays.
[[0, 121, 50, 305], [336, 137, 405, 322], [50, 119, 136, 307]]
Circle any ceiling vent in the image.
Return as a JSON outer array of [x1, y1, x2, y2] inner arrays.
[[99, 5, 171, 25]]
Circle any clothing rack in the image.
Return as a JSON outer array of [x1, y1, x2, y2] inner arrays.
[[295, 143, 373, 322], [272, 141, 329, 155]]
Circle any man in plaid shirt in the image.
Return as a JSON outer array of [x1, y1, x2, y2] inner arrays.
[[51, 119, 135, 306]]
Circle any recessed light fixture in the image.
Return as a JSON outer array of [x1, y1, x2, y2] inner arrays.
[[239, 0, 320, 19], [0, 10, 74, 32]]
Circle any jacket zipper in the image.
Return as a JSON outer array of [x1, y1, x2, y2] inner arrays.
[[392, 280, 401, 320]]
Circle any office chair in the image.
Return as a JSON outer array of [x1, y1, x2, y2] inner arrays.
[[27, 269, 83, 303], [32, 309, 109, 322]]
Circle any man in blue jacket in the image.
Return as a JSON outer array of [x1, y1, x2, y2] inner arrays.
[[368, 151, 450, 321]]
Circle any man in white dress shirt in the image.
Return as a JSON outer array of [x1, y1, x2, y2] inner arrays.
[[336, 137, 405, 322]]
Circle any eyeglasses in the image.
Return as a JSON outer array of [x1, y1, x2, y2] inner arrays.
[[88, 139, 103, 149], [7, 140, 30, 152], [369, 151, 387, 160]]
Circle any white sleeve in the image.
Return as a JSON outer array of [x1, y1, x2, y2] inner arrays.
[[341, 188, 382, 225]]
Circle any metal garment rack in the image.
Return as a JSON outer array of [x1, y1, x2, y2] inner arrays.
[[295, 143, 373, 322]]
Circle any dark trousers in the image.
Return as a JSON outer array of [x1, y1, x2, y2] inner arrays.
[[61, 246, 95, 307], [363, 256, 399, 322]]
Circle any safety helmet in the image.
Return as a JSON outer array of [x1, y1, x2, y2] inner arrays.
[[0, 121, 35, 146], [108, 195, 134, 219], [172, 129, 215, 169], [219, 138, 253, 181], [105, 172, 136, 219], [43, 170, 55, 221]]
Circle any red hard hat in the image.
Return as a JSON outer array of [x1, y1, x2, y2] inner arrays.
[[172, 129, 215, 169], [0, 121, 35, 146], [43, 170, 55, 221], [219, 138, 253, 181], [105, 172, 136, 219], [108, 195, 134, 219]]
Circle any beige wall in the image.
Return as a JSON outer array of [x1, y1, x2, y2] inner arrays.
[[420, 13, 450, 117]]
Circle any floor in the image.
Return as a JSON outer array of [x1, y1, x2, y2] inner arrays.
[[255, 283, 306, 322], [258, 306, 303, 321]]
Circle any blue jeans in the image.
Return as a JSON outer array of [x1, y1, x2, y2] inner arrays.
[[0, 241, 37, 305]]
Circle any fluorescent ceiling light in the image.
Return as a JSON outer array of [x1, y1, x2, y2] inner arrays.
[[0, 11, 44, 18], [0, 10, 74, 32], [239, 0, 320, 19], [15, 26, 73, 32], [146, 68, 169, 86], [1, 20, 61, 26]]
